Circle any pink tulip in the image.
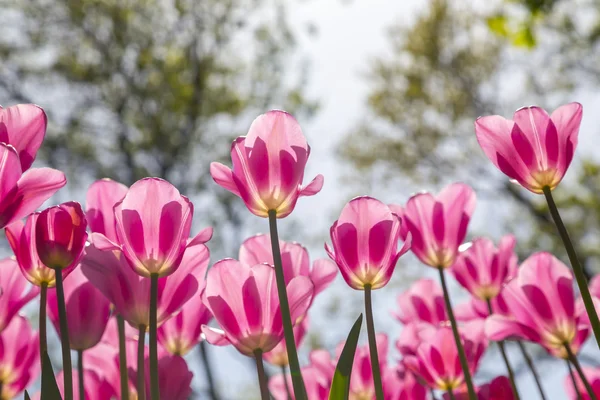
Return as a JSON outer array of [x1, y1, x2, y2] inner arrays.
[[47, 267, 111, 350], [451, 235, 518, 300], [0, 143, 66, 229], [35, 201, 87, 270], [383, 366, 428, 400], [157, 289, 212, 356], [210, 110, 324, 218], [240, 234, 337, 302], [395, 322, 436, 357], [85, 178, 128, 241], [55, 368, 117, 400], [84, 341, 121, 397], [6, 214, 72, 287], [0, 316, 39, 399], [325, 196, 411, 290], [393, 278, 447, 325], [263, 317, 308, 366], [0, 104, 46, 171], [0, 258, 39, 332], [455, 294, 511, 323], [475, 103, 582, 194], [485, 252, 589, 358], [202, 259, 313, 355], [443, 376, 515, 400], [404, 326, 486, 391], [393, 183, 476, 269], [338, 333, 388, 399], [564, 367, 600, 400], [94, 177, 212, 277], [82, 240, 207, 330]]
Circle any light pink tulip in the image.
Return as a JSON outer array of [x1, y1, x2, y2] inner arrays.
[[325, 196, 411, 290], [85, 178, 128, 241], [47, 267, 111, 350], [84, 340, 121, 397], [485, 252, 589, 358], [95, 177, 212, 277], [393, 183, 476, 269], [0, 143, 66, 229], [0, 258, 39, 332], [81, 240, 207, 329], [0, 316, 39, 399], [263, 317, 308, 366], [404, 326, 486, 391], [202, 259, 313, 355], [455, 294, 511, 323], [240, 234, 337, 303], [452, 235, 518, 300], [55, 368, 117, 400], [0, 104, 46, 171], [393, 278, 447, 325], [395, 322, 436, 357], [210, 110, 324, 218], [6, 214, 72, 287], [564, 367, 600, 400], [383, 365, 428, 400], [475, 103, 582, 194]]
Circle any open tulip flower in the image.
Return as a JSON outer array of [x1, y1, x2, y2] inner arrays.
[[485, 252, 589, 359], [452, 235, 518, 301], [0, 316, 39, 400], [0, 104, 46, 171], [393, 278, 448, 325], [50, 368, 118, 400], [443, 376, 516, 400], [565, 367, 600, 400], [395, 322, 437, 357], [85, 178, 128, 242], [210, 110, 323, 218], [0, 258, 39, 332], [263, 317, 308, 367], [269, 350, 335, 400], [383, 365, 428, 400]]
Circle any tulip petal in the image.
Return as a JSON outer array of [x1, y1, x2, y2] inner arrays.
[[209, 162, 241, 197], [0, 104, 46, 171], [286, 276, 314, 323], [201, 326, 231, 346], [299, 174, 324, 197], [85, 178, 128, 241]]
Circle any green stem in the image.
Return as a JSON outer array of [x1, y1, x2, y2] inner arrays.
[[447, 387, 456, 400], [77, 350, 84, 400], [199, 341, 220, 400], [55, 269, 73, 400], [137, 325, 146, 400], [39, 282, 48, 368], [267, 210, 306, 400], [565, 343, 598, 400], [486, 300, 520, 400], [364, 285, 384, 400], [117, 315, 130, 400], [437, 268, 477, 400], [516, 341, 547, 400], [567, 359, 583, 400], [149, 273, 160, 400], [254, 350, 270, 400], [544, 187, 600, 348], [280, 365, 292, 400]]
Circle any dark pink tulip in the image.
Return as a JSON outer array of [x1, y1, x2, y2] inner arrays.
[[564, 367, 600, 400], [85, 178, 128, 241], [6, 214, 73, 287], [452, 235, 518, 300], [0, 143, 66, 229], [0, 258, 39, 331], [263, 317, 308, 366], [202, 259, 313, 355], [35, 201, 87, 270], [54, 368, 117, 400], [443, 376, 515, 400], [84, 341, 121, 396], [210, 110, 324, 218], [82, 240, 206, 329], [47, 267, 111, 350], [0, 316, 39, 399], [100, 177, 212, 277], [0, 104, 46, 171], [394, 183, 476, 269], [454, 294, 510, 323], [240, 234, 337, 302], [326, 196, 411, 290], [475, 103, 582, 194], [393, 278, 447, 325], [383, 366, 428, 400], [485, 252, 589, 358], [404, 326, 486, 391]]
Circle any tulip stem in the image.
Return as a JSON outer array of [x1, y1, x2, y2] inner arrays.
[[565, 343, 598, 400], [516, 341, 547, 400], [54, 269, 73, 400], [437, 268, 477, 400], [118, 315, 130, 400], [544, 187, 600, 348], [199, 341, 220, 400], [39, 282, 48, 367], [254, 350, 270, 400], [486, 300, 520, 400], [567, 359, 583, 400], [364, 285, 384, 400], [137, 325, 147, 400], [281, 365, 292, 400], [268, 210, 307, 400], [149, 273, 160, 400], [77, 350, 84, 400]]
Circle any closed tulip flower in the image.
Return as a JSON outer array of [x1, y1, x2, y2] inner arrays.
[[0, 258, 39, 332]]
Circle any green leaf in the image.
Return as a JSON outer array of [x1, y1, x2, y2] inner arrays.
[[487, 15, 509, 37], [41, 352, 63, 400], [511, 25, 537, 48], [328, 314, 363, 400], [24, 390, 31, 400]]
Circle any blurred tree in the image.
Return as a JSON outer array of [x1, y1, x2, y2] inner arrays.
[[340, 0, 600, 277]]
